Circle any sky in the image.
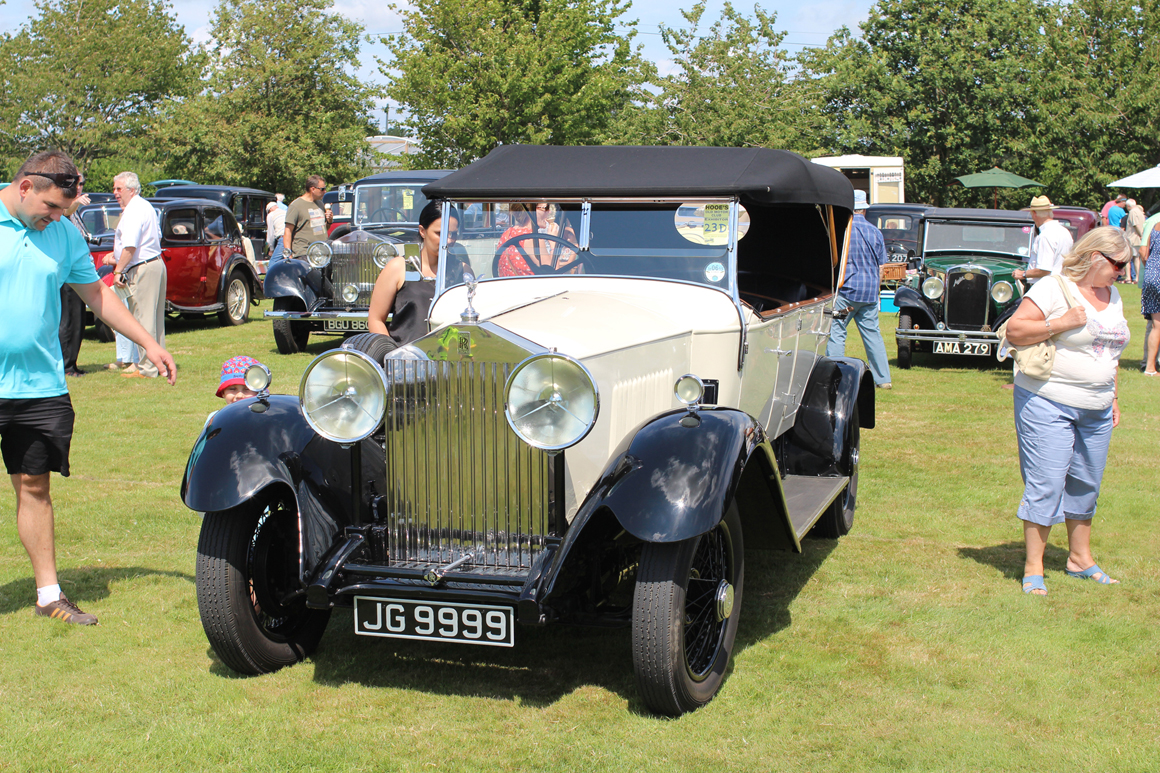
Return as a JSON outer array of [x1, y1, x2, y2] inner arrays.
[[1, 0, 877, 123]]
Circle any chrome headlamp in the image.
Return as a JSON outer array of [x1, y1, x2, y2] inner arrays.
[[342, 284, 360, 304], [299, 349, 387, 443], [991, 281, 1014, 304], [306, 241, 332, 268], [372, 242, 398, 269], [922, 276, 945, 300], [674, 374, 704, 407], [505, 353, 599, 452], [244, 363, 271, 394]]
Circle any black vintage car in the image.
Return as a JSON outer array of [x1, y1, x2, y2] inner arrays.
[[185, 146, 874, 716], [865, 203, 933, 268], [152, 184, 276, 261], [262, 170, 452, 354]]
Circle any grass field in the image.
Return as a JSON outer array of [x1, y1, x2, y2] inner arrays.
[[2, 292, 1158, 772]]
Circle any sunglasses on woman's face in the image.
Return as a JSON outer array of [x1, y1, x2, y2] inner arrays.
[[1096, 251, 1129, 270], [27, 171, 81, 190]]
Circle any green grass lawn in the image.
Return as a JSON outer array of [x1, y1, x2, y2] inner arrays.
[[2, 292, 1158, 772]]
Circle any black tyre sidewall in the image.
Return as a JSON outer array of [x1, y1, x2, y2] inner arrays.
[[196, 494, 330, 674], [272, 297, 309, 354], [897, 312, 913, 368], [341, 332, 398, 365], [633, 506, 744, 715]]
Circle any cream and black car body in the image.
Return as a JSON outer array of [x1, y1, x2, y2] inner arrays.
[[263, 170, 452, 354], [183, 146, 875, 716]]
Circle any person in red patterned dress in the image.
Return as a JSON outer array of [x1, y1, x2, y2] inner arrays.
[[497, 203, 579, 276]]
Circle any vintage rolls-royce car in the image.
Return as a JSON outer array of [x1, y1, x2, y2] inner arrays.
[[185, 146, 875, 716], [263, 170, 452, 354], [894, 208, 1033, 368], [77, 198, 263, 329]]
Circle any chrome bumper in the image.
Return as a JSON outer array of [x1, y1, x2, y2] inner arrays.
[[264, 310, 368, 320], [895, 328, 998, 346]]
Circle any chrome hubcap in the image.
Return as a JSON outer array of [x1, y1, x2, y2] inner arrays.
[[715, 580, 734, 622]]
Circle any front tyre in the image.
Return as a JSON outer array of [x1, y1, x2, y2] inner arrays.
[[632, 505, 744, 716], [896, 312, 913, 369], [218, 270, 252, 326], [271, 297, 310, 354], [196, 490, 331, 674]]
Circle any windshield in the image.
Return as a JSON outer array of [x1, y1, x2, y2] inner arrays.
[[79, 205, 121, 236], [925, 220, 1033, 258], [441, 200, 739, 292], [354, 183, 432, 227]]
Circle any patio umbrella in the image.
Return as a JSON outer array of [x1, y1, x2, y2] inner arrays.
[[1107, 165, 1160, 188], [953, 167, 1044, 208]]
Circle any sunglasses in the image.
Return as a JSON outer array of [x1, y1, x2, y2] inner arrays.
[[27, 171, 81, 190], [1096, 251, 1129, 270]]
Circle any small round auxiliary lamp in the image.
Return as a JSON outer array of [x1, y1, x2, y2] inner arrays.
[[674, 374, 704, 427], [244, 363, 272, 412]]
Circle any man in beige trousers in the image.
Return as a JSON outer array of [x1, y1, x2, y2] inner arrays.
[[111, 172, 167, 378]]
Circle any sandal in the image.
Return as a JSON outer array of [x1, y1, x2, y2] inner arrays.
[[1022, 575, 1047, 595], [1064, 563, 1118, 584]]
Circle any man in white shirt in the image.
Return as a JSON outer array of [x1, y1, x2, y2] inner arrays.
[[265, 201, 286, 261], [112, 171, 167, 378], [1013, 195, 1073, 285]]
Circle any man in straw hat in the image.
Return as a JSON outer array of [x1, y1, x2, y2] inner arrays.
[[1014, 195, 1073, 286]]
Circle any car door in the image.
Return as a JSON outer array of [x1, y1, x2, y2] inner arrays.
[[160, 206, 207, 307], [202, 207, 239, 304]]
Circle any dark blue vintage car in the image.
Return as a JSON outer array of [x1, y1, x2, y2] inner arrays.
[[262, 170, 451, 354]]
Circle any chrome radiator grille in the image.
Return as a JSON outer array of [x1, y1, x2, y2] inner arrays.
[[945, 268, 990, 330], [382, 360, 551, 574], [329, 243, 379, 306]]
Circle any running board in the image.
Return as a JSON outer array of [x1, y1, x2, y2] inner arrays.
[[781, 475, 850, 540]]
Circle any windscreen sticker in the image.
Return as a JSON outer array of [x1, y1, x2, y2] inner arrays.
[[705, 262, 726, 283]]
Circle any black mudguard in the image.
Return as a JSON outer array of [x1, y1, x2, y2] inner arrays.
[[181, 394, 384, 578], [263, 258, 322, 308], [894, 286, 937, 329], [782, 357, 871, 477]]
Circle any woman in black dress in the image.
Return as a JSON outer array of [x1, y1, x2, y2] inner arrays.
[[367, 201, 459, 345]]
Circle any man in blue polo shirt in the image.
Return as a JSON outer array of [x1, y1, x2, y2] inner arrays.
[[826, 190, 892, 389], [0, 150, 177, 626]]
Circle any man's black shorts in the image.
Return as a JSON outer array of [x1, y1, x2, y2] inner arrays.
[[0, 394, 75, 477]]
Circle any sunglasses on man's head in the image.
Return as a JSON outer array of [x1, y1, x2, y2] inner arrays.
[[1096, 251, 1129, 270], [27, 171, 82, 190]]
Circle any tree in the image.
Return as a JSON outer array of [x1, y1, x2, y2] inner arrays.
[[159, 0, 380, 193], [798, 0, 1046, 207], [1028, 0, 1160, 208], [614, 2, 810, 150], [383, 0, 650, 168], [0, 0, 200, 169]]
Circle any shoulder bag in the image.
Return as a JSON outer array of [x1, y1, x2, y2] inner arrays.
[[995, 275, 1078, 379]]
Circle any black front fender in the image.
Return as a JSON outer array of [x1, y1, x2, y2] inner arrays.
[[263, 258, 322, 307], [894, 286, 937, 330], [583, 407, 766, 544]]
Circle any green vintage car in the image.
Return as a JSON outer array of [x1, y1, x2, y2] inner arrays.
[[894, 208, 1034, 368]]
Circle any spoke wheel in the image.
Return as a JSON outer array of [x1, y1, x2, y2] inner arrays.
[[897, 312, 913, 368], [632, 505, 744, 716], [272, 297, 310, 354], [196, 490, 331, 674], [218, 270, 251, 326]]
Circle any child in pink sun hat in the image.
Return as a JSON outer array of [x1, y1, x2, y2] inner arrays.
[[216, 355, 265, 404]]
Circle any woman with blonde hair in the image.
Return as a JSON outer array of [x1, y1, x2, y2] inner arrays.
[[1004, 226, 1131, 595]]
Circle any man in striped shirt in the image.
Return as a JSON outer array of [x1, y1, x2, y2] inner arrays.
[[827, 190, 892, 389]]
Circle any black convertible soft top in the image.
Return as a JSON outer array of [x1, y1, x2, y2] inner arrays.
[[423, 145, 854, 210]]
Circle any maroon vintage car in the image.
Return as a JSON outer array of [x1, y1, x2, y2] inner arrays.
[[78, 198, 263, 331], [1045, 206, 1098, 241]]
